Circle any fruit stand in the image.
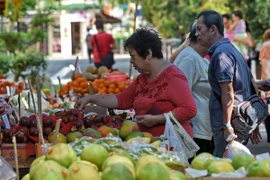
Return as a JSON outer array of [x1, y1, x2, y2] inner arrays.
[[1, 68, 270, 180]]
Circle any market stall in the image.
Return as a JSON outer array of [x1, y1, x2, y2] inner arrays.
[[0, 69, 270, 180]]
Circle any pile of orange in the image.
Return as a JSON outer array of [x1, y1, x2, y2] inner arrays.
[[0, 80, 24, 94], [58, 74, 89, 96], [91, 78, 130, 94]]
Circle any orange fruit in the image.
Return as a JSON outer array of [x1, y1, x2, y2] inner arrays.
[[99, 83, 105, 88], [98, 90, 107, 94], [99, 79, 105, 83], [102, 87, 107, 92], [107, 88, 114, 94], [118, 84, 126, 91], [114, 88, 120, 94], [109, 84, 116, 89], [77, 77, 87, 83], [74, 73, 82, 80], [72, 81, 79, 87], [104, 81, 111, 87], [80, 82, 89, 89]]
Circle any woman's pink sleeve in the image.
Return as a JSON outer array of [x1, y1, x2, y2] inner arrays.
[[116, 79, 137, 109], [167, 74, 197, 122]]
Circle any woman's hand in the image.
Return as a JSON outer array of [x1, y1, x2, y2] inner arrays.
[[136, 114, 157, 127], [75, 96, 91, 110]]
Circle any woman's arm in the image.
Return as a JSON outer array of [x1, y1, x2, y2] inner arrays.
[[75, 94, 119, 110], [233, 32, 254, 47], [228, 21, 238, 32], [169, 37, 190, 63], [167, 74, 197, 122]]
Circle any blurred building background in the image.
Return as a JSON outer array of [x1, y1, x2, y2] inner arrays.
[[0, 0, 148, 59]]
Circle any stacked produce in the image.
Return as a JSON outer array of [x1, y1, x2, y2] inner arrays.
[[22, 140, 187, 180], [1, 106, 131, 144], [58, 75, 90, 96], [90, 78, 131, 94], [0, 80, 24, 95], [82, 65, 108, 80], [189, 152, 270, 178], [2, 116, 39, 143], [58, 65, 131, 97]]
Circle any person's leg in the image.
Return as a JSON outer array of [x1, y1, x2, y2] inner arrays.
[[88, 49, 93, 63], [193, 138, 214, 155], [94, 62, 102, 68], [212, 128, 227, 157]]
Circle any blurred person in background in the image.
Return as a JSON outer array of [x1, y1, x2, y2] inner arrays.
[[91, 20, 116, 69], [259, 28, 270, 150], [222, 13, 233, 41], [86, 26, 93, 63], [169, 34, 190, 63], [76, 28, 197, 138], [228, 10, 249, 59], [173, 20, 214, 154], [259, 29, 270, 80], [233, 21, 256, 67]]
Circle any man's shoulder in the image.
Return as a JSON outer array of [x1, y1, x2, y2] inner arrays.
[[178, 47, 198, 58], [179, 47, 203, 61]]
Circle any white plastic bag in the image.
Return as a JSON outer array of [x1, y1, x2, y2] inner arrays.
[[223, 141, 252, 159], [161, 112, 199, 159], [162, 113, 183, 151]]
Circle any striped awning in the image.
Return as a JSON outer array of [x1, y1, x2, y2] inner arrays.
[[58, 3, 100, 11]]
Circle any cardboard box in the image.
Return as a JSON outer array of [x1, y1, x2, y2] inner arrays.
[[199, 178, 270, 180], [1, 143, 36, 168], [84, 105, 108, 115], [203, 178, 269, 180], [35, 143, 52, 157]]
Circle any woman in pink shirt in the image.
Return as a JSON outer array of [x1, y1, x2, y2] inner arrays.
[[75, 29, 197, 137]]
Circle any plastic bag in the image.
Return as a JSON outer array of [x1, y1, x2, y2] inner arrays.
[[223, 141, 252, 159], [0, 156, 16, 180], [161, 112, 199, 159], [161, 113, 183, 152]]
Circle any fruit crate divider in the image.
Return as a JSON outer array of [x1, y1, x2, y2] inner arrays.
[[57, 76, 62, 90], [27, 78, 45, 144], [73, 56, 82, 77], [36, 74, 42, 132], [53, 119, 62, 145], [12, 136, 19, 180]]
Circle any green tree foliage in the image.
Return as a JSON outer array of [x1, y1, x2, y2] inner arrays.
[[141, 0, 230, 38], [225, 0, 270, 42], [0, 0, 56, 81], [21, 0, 36, 12], [110, 0, 269, 41]]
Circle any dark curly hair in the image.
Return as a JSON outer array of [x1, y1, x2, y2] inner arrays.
[[233, 10, 243, 19], [124, 28, 163, 59]]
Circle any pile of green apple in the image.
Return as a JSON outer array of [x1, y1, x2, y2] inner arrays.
[[21, 143, 187, 180], [190, 152, 270, 177]]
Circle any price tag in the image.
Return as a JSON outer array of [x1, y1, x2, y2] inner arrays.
[[2, 114, 10, 129]]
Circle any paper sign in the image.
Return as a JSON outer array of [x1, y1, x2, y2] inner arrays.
[[2, 114, 10, 129]]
